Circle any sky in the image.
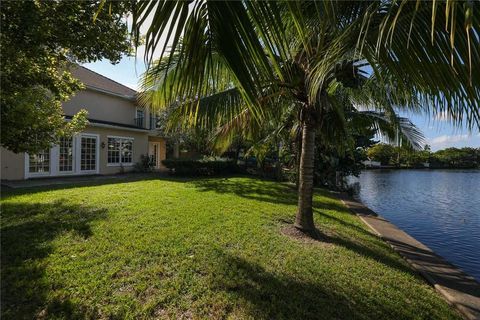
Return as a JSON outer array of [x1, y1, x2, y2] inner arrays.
[[84, 57, 480, 152]]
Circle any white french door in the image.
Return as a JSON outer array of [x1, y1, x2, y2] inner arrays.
[[25, 133, 99, 178], [149, 142, 161, 169], [77, 134, 99, 174]]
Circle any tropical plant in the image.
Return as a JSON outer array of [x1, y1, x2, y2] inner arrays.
[[1, 0, 133, 153], [133, 1, 479, 234]]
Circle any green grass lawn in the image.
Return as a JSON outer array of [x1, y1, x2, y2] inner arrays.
[[1, 176, 461, 319]]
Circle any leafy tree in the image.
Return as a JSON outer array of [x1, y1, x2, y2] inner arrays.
[[1, 0, 133, 153], [367, 143, 396, 165], [2, 86, 89, 153], [365, 145, 480, 168], [134, 1, 479, 234], [432, 147, 480, 168]]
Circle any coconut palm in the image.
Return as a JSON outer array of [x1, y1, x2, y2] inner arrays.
[[134, 1, 479, 233]]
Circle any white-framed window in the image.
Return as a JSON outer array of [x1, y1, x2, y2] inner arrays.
[[80, 136, 97, 171], [149, 113, 159, 129], [136, 109, 144, 127], [28, 150, 50, 173], [107, 136, 134, 166], [59, 136, 74, 172]]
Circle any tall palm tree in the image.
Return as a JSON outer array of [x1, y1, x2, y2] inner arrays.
[[134, 1, 479, 234]]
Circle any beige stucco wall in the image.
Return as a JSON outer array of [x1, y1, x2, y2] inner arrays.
[[1, 148, 25, 180], [63, 89, 153, 128], [1, 85, 167, 180], [0, 128, 168, 180], [83, 125, 149, 175]]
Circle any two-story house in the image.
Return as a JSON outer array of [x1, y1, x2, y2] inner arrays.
[[1, 66, 166, 180]]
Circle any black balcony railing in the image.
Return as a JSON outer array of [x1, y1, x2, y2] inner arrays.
[[134, 116, 161, 130], [134, 117, 144, 128], [149, 116, 158, 130]]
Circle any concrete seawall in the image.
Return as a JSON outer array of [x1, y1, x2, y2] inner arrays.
[[335, 192, 480, 320]]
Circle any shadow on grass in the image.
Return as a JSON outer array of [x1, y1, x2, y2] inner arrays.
[[192, 178, 417, 277], [191, 178, 418, 278], [209, 250, 423, 319], [0, 173, 191, 200], [190, 177, 300, 206], [1, 200, 107, 319], [190, 177, 349, 211]]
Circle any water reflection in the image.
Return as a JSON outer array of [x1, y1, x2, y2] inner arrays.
[[350, 169, 480, 281]]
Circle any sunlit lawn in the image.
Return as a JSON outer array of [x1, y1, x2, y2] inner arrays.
[[1, 176, 461, 319]]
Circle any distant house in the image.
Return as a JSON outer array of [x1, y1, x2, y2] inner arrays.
[[1, 66, 166, 180], [362, 159, 381, 168]]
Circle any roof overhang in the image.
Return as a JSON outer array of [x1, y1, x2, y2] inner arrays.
[[85, 85, 136, 102], [64, 116, 149, 133]]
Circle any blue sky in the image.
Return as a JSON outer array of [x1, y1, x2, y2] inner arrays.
[[84, 57, 480, 151]]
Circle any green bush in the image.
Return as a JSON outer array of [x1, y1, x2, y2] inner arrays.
[[162, 158, 239, 176], [134, 154, 155, 172]]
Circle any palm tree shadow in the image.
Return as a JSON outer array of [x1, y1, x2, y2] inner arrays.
[[1, 200, 107, 319], [208, 250, 422, 319], [190, 176, 351, 211], [193, 177, 418, 277], [190, 177, 299, 205]]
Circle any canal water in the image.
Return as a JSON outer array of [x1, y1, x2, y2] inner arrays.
[[350, 169, 480, 281]]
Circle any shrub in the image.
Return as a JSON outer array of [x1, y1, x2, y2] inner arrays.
[[162, 158, 239, 176], [134, 154, 155, 172]]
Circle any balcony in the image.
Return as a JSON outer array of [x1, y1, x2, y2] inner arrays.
[[134, 116, 160, 130], [134, 117, 145, 128], [149, 116, 159, 130]]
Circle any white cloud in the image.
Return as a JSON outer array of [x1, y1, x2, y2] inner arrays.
[[428, 134, 480, 150], [430, 134, 469, 144]]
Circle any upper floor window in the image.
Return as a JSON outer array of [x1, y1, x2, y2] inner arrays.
[[107, 137, 134, 165], [29, 150, 50, 173], [136, 109, 144, 128], [149, 113, 159, 130]]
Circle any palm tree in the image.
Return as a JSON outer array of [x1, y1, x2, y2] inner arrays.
[[134, 1, 479, 234]]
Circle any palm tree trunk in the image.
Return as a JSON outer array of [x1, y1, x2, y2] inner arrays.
[[295, 131, 302, 188], [295, 119, 316, 232]]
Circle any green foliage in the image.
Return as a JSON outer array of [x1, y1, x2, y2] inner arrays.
[[0, 0, 132, 153], [431, 148, 480, 168], [162, 158, 239, 176], [367, 143, 397, 165], [366, 144, 480, 168], [133, 1, 480, 227], [314, 111, 382, 188], [1, 177, 461, 319], [1, 86, 89, 153], [134, 154, 155, 173], [136, 1, 479, 132]]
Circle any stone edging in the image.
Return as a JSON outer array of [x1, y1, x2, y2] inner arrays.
[[334, 192, 480, 320]]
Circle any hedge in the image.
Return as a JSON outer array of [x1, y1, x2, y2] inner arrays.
[[162, 159, 239, 176]]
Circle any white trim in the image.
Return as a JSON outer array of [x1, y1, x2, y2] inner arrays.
[[77, 133, 100, 174], [57, 136, 75, 174], [106, 163, 134, 167], [25, 150, 52, 178], [149, 141, 161, 169], [106, 136, 134, 167], [24, 133, 100, 179]]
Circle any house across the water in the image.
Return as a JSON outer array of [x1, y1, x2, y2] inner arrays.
[[1, 66, 167, 181]]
